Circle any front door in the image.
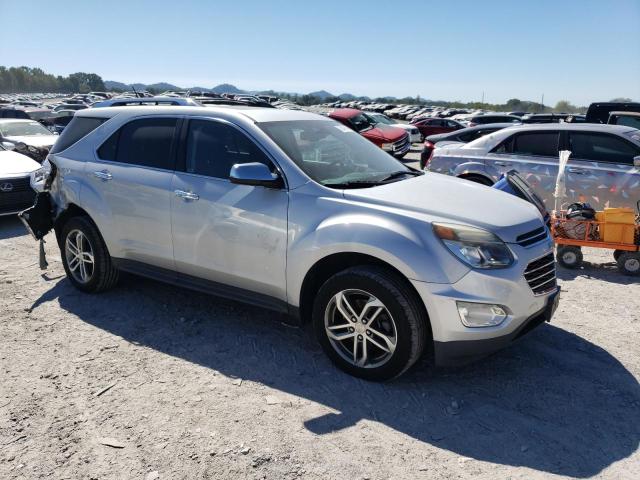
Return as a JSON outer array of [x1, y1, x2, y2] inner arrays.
[[170, 118, 288, 301], [566, 130, 640, 209]]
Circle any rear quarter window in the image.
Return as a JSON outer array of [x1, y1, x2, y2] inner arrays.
[[50, 117, 107, 154]]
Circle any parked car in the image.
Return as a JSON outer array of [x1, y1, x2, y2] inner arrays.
[[0, 119, 58, 162], [420, 123, 514, 169], [427, 123, 640, 209], [21, 106, 558, 380], [0, 142, 39, 216], [52, 104, 87, 113], [467, 114, 521, 127], [412, 118, 465, 139], [364, 112, 422, 143], [521, 113, 585, 124], [608, 111, 640, 129], [328, 108, 410, 158], [586, 102, 640, 124]]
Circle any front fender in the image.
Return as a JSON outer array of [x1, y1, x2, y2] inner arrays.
[[286, 196, 470, 307]]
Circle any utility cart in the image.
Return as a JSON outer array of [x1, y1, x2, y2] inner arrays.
[[551, 205, 640, 276]]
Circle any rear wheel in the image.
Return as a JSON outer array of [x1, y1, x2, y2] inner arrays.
[[312, 266, 428, 381], [60, 216, 119, 293], [613, 250, 624, 262], [459, 174, 494, 186], [556, 245, 583, 269], [617, 252, 640, 276]]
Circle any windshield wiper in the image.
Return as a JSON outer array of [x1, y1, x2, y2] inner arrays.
[[322, 180, 383, 189], [379, 170, 424, 182]]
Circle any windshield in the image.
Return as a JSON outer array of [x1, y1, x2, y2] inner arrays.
[[0, 121, 51, 137], [366, 113, 394, 125], [349, 113, 374, 132], [258, 120, 414, 187]]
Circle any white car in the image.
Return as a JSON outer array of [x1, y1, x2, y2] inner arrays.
[[0, 142, 40, 216], [365, 112, 422, 143], [0, 119, 59, 152]]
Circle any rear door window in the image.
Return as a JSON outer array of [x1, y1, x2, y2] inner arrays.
[[495, 131, 559, 156], [50, 117, 107, 154], [97, 118, 178, 170], [569, 132, 640, 165], [184, 120, 272, 179]]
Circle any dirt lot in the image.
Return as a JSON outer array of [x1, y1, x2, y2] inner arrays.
[[0, 206, 639, 479]]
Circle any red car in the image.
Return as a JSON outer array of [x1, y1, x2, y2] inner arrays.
[[412, 117, 464, 138], [328, 108, 410, 158]]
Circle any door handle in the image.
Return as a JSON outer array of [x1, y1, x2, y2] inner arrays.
[[174, 190, 199, 201], [567, 167, 587, 174], [494, 161, 512, 167], [93, 170, 112, 181]]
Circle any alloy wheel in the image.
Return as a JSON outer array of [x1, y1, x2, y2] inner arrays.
[[65, 229, 95, 284], [324, 289, 397, 368]]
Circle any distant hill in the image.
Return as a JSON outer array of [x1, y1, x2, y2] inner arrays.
[[309, 90, 335, 100], [104, 80, 130, 91], [210, 83, 245, 94]]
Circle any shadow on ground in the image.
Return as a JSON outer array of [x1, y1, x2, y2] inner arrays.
[[31, 274, 639, 478], [556, 260, 639, 285], [0, 216, 28, 240]]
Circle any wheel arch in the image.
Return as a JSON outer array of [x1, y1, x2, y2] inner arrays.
[[297, 252, 431, 337]]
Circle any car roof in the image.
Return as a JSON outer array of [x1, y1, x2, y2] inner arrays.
[[74, 105, 326, 123], [499, 123, 635, 133], [327, 108, 362, 119]]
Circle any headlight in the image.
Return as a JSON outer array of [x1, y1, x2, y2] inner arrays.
[[433, 223, 513, 269], [381, 143, 394, 151], [30, 160, 51, 190]]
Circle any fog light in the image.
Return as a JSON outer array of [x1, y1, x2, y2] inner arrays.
[[456, 302, 507, 328]]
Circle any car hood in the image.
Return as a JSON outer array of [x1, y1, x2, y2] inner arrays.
[[0, 150, 41, 176], [364, 124, 406, 142], [342, 173, 544, 243], [4, 135, 57, 148]]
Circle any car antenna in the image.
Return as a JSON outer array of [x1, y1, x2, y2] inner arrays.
[[131, 84, 141, 98]]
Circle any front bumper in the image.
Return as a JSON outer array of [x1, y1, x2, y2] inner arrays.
[[433, 290, 559, 366], [410, 244, 559, 366]]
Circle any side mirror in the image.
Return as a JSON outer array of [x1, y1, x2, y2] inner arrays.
[[634, 156, 640, 168], [1, 141, 15, 151], [229, 162, 283, 189]]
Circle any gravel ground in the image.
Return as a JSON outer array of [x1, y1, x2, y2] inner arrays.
[[0, 206, 639, 480]]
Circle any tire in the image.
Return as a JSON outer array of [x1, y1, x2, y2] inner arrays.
[[60, 216, 119, 293], [556, 245, 583, 269], [613, 250, 624, 262], [617, 252, 640, 276], [460, 175, 494, 186], [312, 266, 428, 381], [394, 152, 408, 160]]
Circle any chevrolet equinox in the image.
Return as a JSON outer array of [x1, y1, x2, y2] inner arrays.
[[22, 106, 559, 380]]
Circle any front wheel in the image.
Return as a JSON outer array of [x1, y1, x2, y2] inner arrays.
[[60, 216, 119, 293], [312, 266, 428, 381], [556, 245, 583, 269]]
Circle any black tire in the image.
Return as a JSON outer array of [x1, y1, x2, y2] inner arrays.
[[312, 266, 428, 381], [59, 216, 119, 293], [394, 152, 408, 160], [617, 252, 640, 276], [557, 245, 583, 269], [613, 250, 624, 262], [460, 175, 494, 186]]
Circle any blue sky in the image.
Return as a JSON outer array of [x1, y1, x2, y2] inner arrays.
[[1, 0, 638, 105]]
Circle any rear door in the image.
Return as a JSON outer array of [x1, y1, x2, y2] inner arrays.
[[170, 118, 288, 302], [486, 130, 560, 208], [566, 131, 640, 209], [85, 116, 179, 270]]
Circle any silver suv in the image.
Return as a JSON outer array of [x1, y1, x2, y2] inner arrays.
[[23, 106, 559, 380], [426, 123, 640, 210]]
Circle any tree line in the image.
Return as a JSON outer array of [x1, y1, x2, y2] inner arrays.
[[0, 66, 106, 93]]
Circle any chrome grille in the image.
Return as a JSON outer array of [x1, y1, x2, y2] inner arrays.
[[393, 135, 410, 153], [524, 253, 557, 295], [517, 226, 548, 247], [0, 176, 35, 214]]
